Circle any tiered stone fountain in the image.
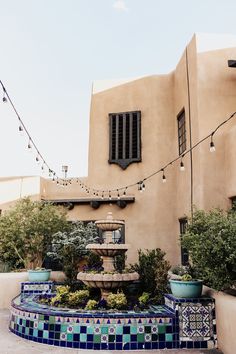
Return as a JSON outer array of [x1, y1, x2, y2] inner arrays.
[[77, 212, 139, 300]]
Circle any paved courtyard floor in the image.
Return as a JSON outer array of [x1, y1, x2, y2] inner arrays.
[[0, 310, 223, 354]]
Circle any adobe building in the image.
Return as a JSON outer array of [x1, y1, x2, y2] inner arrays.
[[1, 33, 236, 266]]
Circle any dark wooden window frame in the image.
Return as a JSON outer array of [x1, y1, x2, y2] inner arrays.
[[109, 110, 141, 169], [179, 217, 189, 266], [177, 109, 187, 156]]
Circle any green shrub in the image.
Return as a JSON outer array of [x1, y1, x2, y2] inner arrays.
[[85, 299, 98, 310], [181, 274, 192, 281], [107, 291, 127, 310], [48, 221, 98, 282], [182, 208, 236, 290], [130, 248, 170, 303], [0, 197, 69, 270], [67, 290, 89, 307], [138, 292, 150, 306]]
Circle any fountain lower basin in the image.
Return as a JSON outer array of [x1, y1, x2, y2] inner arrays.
[[77, 271, 139, 288]]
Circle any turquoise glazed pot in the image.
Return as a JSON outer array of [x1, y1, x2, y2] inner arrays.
[[28, 270, 51, 282], [169, 279, 203, 298]]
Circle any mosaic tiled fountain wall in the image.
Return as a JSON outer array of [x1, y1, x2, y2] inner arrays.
[[9, 281, 217, 350]]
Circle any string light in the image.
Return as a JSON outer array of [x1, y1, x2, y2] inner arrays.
[[1, 79, 236, 195], [180, 156, 185, 171], [162, 169, 166, 183], [210, 134, 216, 152]]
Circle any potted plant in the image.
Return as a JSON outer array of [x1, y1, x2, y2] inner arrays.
[[0, 198, 69, 281], [169, 273, 203, 298]]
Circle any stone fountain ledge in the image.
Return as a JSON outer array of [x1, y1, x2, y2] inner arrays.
[[78, 271, 139, 282]]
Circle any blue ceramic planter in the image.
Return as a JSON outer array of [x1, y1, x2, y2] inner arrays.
[[28, 269, 51, 282], [169, 279, 203, 298]]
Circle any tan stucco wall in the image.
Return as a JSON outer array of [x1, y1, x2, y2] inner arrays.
[[0, 272, 66, 309], [2, 34, 236, 267], [203, 287, 236, 354]]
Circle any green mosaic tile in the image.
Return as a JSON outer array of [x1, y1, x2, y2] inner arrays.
[[165, 333, 173, 341], [22, 320, 26, 326], [101, 326, 108, 334], [43, 330, 49, 339], [94, 334, 101, 343], [116, 326, 123, 334], [108, 335, 115, 342], [29, 321, 34, 328], [87, 326, 94, 334], [123, 334, 131, 342], [80, 333, 87, 342], [145, 326, 151, 333], [137, 333, 144, 342], [38, 322, 44, 330], [158, 324, 166, 334], [130, 326, 137, 334], [38, 315, 44, 321], [152, 334, 158, 341], [61, 324, 68, 332], [49, 316, 55, 324], [55, 333, 60, 340], [33, 329, 38, 337], [25, 327, 29, 335], [67, 334, 73, 341]]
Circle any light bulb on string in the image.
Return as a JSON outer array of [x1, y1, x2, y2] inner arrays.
[[123, 187, 127, 196], [180, 156, 185, 172], [210, 134, 216, 152], [117, 189, 120, 199], [162, 169, 166, 183], [101, 191, 104, 199], [41, 162, 45, 173], [2, 91, 7, 103], [18, 125, 24, 136], [27, 139, 32, 152], [109, 191, 112, 200], [35, 154, 40, 164]]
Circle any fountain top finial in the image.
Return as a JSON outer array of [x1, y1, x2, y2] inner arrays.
[[106, 212, 113, 220]]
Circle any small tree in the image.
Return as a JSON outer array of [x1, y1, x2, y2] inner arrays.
[[48, 221, 98, 282], [0, 197, 69, 269], [182, 208, 236, 290], [130, 248, 170, 303]]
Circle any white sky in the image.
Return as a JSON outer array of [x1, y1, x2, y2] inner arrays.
[[1, 0, 236, 178]]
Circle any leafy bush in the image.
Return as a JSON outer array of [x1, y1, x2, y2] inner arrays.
[[181, 274, 192, 281], [182, 208, 236, 290], [130, 248, 170, 303], [67, 290, 89, 307], [138, 292, 150, 306], [0, 198, 69, 270], [50, 286, 89, 308], [48, 221, 98, 282], [85, 299, 98, 310], [107, 291, 127, 310]]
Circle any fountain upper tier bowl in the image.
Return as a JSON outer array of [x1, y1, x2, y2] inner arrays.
[[86, 243, 129, 256], [95, 218, 124, 231]]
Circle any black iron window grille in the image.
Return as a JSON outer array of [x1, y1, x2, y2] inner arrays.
[[177, 110, 186, 156], [179, 217, 189, 266], [109, 111, 141, 169]]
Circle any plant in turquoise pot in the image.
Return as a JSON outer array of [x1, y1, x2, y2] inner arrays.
[[169, 273, 203, 298]]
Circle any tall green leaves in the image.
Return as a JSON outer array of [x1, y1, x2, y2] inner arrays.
[[0, 197, 69, 269], [131, 248, 170, 303], [182, 209, 236, 290]]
